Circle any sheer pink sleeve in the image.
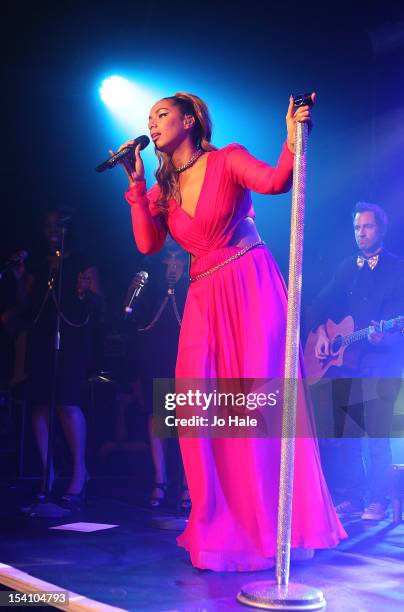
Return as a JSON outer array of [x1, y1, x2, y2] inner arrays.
[[225, 142, 294, 194], [125, 181, 167, 254]]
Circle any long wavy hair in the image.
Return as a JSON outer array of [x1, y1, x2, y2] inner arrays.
[[155, 92, 217, 214]]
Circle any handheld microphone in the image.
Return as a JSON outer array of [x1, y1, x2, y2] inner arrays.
[[293, 93, 314, 108], [124, 271, 149, 317], [0, 250, 29, 280], [96, 135, 150, 173]]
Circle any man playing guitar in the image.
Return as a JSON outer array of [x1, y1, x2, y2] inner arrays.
[[309, 202, 404, 521]]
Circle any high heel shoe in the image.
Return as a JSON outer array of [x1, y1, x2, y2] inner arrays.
[[21, 471, 57, 514], [60, 492, 85, 508], [149, 483, 168, 509], [60, 472, 90, 508]]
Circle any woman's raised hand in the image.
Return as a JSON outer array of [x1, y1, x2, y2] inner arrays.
[[108, 140, 145, 186], [286, 92, 316, 153]]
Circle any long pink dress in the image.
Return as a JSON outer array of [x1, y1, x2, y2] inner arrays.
[[126, 142, 347, 571]]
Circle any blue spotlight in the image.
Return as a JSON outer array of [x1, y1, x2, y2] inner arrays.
[[100, 76, 135, 109], [99, 76, 159, 133]]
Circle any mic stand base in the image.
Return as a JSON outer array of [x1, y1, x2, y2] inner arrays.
[[237, 582, 325, 610], [22, 500, 72, 518]]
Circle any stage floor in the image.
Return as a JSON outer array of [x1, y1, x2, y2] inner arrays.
[[0, 481, 403, 611]]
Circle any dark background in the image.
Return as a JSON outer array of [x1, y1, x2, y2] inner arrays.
[[1, 0, 403, 316]]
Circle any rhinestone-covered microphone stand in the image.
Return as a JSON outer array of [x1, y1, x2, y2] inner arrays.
[[237, 119, 326, 610], [276, 119, 308, 589]]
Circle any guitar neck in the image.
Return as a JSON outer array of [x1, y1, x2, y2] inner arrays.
[[343, 328, 368, 346], [342, 317, 400, 347]]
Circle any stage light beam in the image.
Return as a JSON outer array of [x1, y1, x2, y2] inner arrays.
[[99, 75, 160, 134]]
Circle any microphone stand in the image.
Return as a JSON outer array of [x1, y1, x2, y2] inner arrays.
[[28, 224, 71, 518], [237, 100, 326, 610]]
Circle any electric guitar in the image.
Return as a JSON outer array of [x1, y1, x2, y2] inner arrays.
[[304, 314, 404, 382]]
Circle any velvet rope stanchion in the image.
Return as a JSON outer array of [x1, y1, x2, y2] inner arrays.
[[237, 95, 325, 610]]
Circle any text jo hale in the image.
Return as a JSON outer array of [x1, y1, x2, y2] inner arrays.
[[165, 414, 258, 427]]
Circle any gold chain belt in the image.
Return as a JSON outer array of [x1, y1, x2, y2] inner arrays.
[[189, 240, 265, 282]]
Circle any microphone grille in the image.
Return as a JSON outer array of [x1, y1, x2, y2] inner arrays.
[[135, 135, 150, 150], [135, 270, 149, 284]]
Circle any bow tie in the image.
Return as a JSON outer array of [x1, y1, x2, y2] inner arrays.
[[357, 254, 379, 270]]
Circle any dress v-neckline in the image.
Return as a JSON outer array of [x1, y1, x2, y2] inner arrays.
[[175, 152, 212, 220]]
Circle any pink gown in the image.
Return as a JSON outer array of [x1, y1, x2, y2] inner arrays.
[[126, 142, 347, 571]]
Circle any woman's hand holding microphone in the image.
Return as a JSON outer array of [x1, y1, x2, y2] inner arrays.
[[108, 141, 145, 187]]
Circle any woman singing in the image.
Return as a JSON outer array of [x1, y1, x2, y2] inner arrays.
[[113, 92, 346, 571]]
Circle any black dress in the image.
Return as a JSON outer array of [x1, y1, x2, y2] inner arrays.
[[26, 251, 102, 406]]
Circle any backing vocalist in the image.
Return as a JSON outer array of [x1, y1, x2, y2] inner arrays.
[[21, 209, 104, 505]]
